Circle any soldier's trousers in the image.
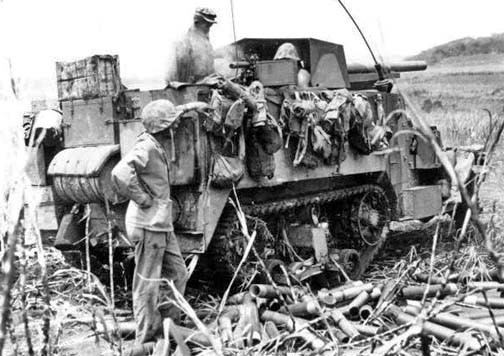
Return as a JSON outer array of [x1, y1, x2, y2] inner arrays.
[[127, 227, 188, 344]]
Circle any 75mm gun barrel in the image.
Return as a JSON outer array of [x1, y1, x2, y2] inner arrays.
[[347, 61, 427, 74]]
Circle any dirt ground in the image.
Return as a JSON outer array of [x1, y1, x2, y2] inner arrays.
[[6, 214, 491, 356]]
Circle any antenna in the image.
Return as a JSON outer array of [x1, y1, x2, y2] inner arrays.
[[335, 0, 385, 80], [229, 0, 239, 76]]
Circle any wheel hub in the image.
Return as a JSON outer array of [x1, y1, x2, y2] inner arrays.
[[353, 190, 390, 246]]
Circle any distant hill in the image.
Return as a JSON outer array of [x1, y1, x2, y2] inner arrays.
[[409, 33, 504, 64]]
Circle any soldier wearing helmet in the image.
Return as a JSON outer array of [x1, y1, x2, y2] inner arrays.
[[274, 42, 311, 89], [167, 7, 217, 83], [111, 99, 209, 344]]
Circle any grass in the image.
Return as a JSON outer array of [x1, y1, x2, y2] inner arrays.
[[398, 54, 504, 238], [399, 53, 504, 115], [398, 53, 504, 167]]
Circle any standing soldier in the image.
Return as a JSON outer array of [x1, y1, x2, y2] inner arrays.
[[111, 99, 208, 344], [167, 7, 217, 83]]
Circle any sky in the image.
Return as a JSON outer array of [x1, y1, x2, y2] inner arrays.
[[1, 0, 504, 97]]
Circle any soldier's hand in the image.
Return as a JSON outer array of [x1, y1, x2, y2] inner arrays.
[[139, 195, 153, 208], [199, 73, 225, 88], [176, 102, 213, 119], [195, 103, 214, 118]]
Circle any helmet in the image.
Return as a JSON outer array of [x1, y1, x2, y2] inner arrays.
[[141, 99, 178, 134], [273, 43, 300, 61], [194, 7, 217, 24]]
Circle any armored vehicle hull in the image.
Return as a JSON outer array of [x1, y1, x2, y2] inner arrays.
[[34, 38, 478, 283]]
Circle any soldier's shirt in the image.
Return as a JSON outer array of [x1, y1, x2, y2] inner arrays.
[[174, 25, 215, 83], [111, 132, 173, 232]]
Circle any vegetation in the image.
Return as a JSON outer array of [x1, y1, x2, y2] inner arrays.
[[398, 53, 504, 232]]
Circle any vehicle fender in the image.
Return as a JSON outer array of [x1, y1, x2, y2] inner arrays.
[[47, 144, 124, 203], [198, 185, 233, 250]]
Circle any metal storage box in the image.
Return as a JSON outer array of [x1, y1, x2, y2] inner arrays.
[[403, 185, 442, 219], [61, 97, 118, 147], [255, 59, 297, 87], [56, 55, 121, 101]]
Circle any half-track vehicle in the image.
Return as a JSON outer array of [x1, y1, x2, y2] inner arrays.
[[28, 38, 479, 285]]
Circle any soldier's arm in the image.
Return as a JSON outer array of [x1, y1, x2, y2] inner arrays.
[[111, 143, 153, 208], [176, 102, 211, 116], [218, 79, 258, 114]]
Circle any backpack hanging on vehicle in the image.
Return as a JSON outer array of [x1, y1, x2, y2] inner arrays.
[[322, 89, 352, 164], [311, 125, 332, 160], [247, 81, 283, 155], [281, 92, 315, 166], [254, 115, 283, 155], [246, 126, 276, 179], [207, 90, 245, 134], [347, 94, 373, 155], [209, 153, 244, 188]]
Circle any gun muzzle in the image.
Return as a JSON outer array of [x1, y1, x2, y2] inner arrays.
[[230, 61, 252, 69]]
